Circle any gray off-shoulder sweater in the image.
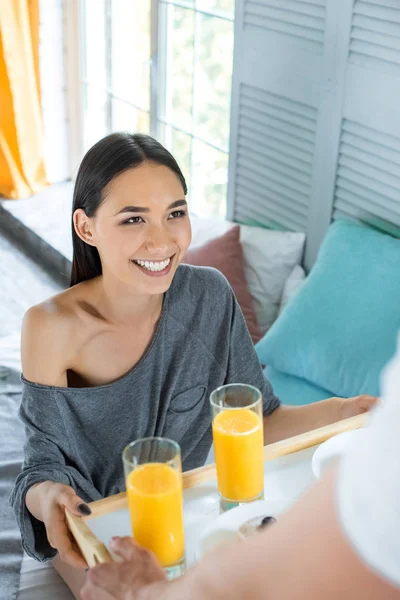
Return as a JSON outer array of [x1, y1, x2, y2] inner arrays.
[[10, 265, 280, 562]]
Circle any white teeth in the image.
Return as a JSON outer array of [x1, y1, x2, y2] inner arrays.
[[134, 258, 171, 272]]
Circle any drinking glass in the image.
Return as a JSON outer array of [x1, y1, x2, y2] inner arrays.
[[122, 437, 185, 579], [210, 384, 264, 511]]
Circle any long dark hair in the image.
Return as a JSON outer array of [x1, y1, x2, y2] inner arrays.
[[70, 132, 187, 287]]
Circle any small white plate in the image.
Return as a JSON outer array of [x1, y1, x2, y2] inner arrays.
[[312, 429, 365, 479], [195, 498, 288, 561]]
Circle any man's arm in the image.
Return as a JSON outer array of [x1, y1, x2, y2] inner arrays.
[[82, 465, 400, 600], [82, 339, 399, 600], [145, 467, 400, 600]]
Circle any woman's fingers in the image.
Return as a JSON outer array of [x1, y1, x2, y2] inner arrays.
[[59, 487, 92, 517], [46, 498, 88, 568], [48, 517, 88, 568], [340, 394, 380, 420], [354, 395, 379, 412]]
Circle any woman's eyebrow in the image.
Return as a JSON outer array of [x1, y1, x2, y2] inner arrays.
[[168, 199, 187, 210], [115, 199, 187, 215]]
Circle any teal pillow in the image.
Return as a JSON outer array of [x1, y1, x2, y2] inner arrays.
[[264, 366, 334, 406], [256, 220, 400, 398]]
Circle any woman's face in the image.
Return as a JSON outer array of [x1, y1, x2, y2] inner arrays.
[[75, 162, 192, 296]]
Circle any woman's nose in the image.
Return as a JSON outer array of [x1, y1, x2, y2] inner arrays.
[[146, 226, 170, 255]]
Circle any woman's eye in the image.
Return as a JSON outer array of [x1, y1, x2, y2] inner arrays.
[[122, 216, 144, 225], [168, 210, 186, 220]]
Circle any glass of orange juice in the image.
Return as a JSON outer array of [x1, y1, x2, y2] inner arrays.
[[122, 437, 185, 579], [211, 384, 264, 512]]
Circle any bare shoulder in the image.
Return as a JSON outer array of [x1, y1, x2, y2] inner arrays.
[[21, 286, 83, 386]]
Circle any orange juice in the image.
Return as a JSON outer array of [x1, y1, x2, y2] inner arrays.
[[212, 408, 264, 501], [126, 463, 185, 566]]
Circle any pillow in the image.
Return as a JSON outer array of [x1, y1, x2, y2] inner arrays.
[[190, 216, 233, 248], [183, 226, 262, 343], [256, 220, 400, 398], [278, 265, 306, 315], [264, 365, 334, 406], [190, 216, 305, 334], [238, 226, 305, 333]]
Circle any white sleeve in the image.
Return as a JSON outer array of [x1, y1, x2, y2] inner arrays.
[[336, 340, 400, 588]]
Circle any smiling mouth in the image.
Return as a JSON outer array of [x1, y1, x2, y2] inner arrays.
[[131, 256, 174, 273]]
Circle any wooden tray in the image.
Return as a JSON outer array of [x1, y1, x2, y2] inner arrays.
[[67, 414, 367, 567]]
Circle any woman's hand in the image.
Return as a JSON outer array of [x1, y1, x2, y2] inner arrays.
[[34, 481, 90, 568], [338, 394, 379, 420], [81, 537, 168, 600]]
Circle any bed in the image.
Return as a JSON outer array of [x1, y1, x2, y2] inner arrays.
[[18, 554, 73, 600]]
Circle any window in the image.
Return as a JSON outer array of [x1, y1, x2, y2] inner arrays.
[[75, 0, 234, 217], [80, 0, 151, 150]]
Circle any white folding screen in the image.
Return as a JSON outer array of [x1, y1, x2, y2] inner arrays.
[[227, 0, 400, 269]]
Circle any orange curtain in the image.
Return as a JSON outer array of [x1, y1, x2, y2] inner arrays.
[[0, 0, 48, 199]]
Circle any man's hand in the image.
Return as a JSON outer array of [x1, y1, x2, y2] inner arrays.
[[81, 537, 168, 600], [339, 395, 379, 420]]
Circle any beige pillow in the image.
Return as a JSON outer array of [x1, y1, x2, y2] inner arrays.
[[190, 216, 305, 334]]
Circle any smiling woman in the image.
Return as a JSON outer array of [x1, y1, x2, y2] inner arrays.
[[70, 133, 190, 289], [10, 132, 376, 600], [10, 131, 280, 598]]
